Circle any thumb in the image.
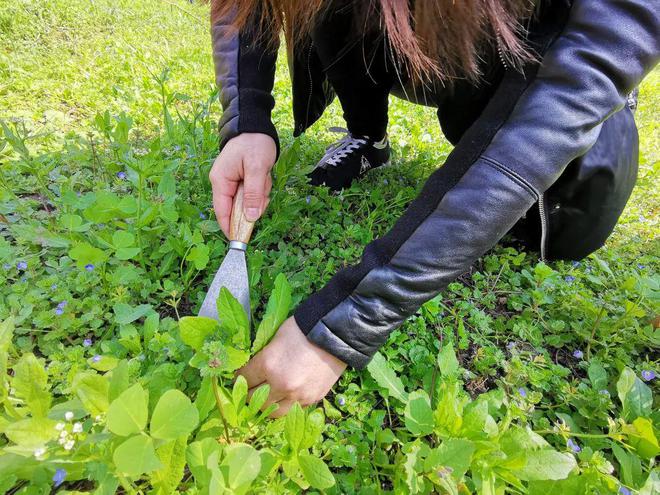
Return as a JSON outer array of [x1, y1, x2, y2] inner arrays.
[[242, 163, 269, 222]]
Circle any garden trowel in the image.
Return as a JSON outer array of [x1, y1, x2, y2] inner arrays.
[[198, 184, 254, 323]]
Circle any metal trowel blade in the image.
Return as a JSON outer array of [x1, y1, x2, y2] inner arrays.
[[198, 248, 250, 322]]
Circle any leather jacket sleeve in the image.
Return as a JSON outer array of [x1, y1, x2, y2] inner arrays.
[[212, 7, 279, 154], [294, 0, 659, 369]]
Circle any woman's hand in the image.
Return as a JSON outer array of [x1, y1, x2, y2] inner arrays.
[[238, 317, 347, 418], [209, 133, 277, 237]]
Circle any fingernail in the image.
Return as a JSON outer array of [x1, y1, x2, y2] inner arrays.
[[246, 208, 260, 221]]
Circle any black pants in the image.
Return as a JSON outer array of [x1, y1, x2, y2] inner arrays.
[[311, 15, 639, 261]]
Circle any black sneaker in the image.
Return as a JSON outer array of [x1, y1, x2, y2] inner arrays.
[[309, 127, 390, 191]]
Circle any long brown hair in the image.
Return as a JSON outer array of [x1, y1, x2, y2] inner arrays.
[[212, 0, 536, 82]]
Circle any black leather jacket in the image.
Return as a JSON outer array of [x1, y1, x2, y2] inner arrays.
[[212, 0, 659, 369]]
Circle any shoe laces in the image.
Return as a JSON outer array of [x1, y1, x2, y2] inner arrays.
[[319, 127, 368, 168]]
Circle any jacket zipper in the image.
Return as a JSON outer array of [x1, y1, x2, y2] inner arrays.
[[538, 193, 548, 261], [495, 30, 509, 70]]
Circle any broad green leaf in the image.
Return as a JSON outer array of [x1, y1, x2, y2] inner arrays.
[[232, 375, 248, 414], [152, 436, 188, 495], [116, 247, 141, 260], [639, 470, 660, 495], [528, 475, 585, 495], [108, 360, 130, 402], [12, 353, 51, 417], [150, 389, 199, 440], [625, 417, 660, 459], [611, 443, 643, 488], [301, 409, 325, 450], [424, 438, 475, 478], [587, 361, 608, 390], [72, 372, 109, 415], [113, 435, 162, 476], [179, 316, 219, 351], [247, 384, 270, 418], [112, 231, 135, 248], [220, 443, 261, 493], [367, 352, 408, 403], [217, 288, 250, 349], [89, 354, 119, 372], [187, 243, 209, 270], [403, 443, 423, 493], [438, 343, 460, 376], [113, 303, 153, 325], [107, 383, 148, 436], [500, 426, 549, 455], [284, 402, 306, 451], [405, 390, 434, 436], [617, 367, 652, 420], [187, 438, 221, 487], [194, 376, 216, 422], [69, 241, 108, 268], [252, 273, 291, 353], [513, 450, 577, 481], [224, 346, 250, 373], [0, 318, 12, 400], [4, 417, 58, 448], [298, 453, 335, 489]]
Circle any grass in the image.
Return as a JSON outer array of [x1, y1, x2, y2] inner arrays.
[[0, 0, 658, 493]]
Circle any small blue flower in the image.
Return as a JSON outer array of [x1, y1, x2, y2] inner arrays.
[[305, 195, 311, 204], [85, 264, 95, 272], [57, 300, 67, 309], [567, 438, 581, 453], [2, 263, 10, 270], [599, 389, 610, 396], [92, 355, 101, 363], [199, 212, 207, 219], [573, 350, 584, 359], [17, 261, 27, 271], [163, 347, 170, 353], [518, 387, 527, 398], [52, 468, 66, 487], [137, 354, 146, 361], [337, 396, 346, 407], [116, 171, 127, 180], [571, 261, 580, 268], [565, 275, 575, 283], [506, 342, 515, 350], [619, 487, 631, 495], [637, 264, 645, 270], [383, 179, 389, 185], [55, 308, 64, 316], [641, 370, 656, 382], [51, 283, 57, 290], [83, 338, 92, 347]]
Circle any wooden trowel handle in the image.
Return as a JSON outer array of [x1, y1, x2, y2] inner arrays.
[[229, 183, 256, 245]]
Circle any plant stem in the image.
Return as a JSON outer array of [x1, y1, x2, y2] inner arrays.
[[211, 376, 232, 444], [534, 429, 612, 439]]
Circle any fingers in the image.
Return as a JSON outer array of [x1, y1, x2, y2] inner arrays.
[[270, 399, 295, 418], [242, 159, 271, 222]]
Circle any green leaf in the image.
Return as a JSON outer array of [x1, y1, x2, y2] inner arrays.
[[69, 241, 108, 268], [113, 435, 162, 477], [113, 303, 153, 325], [152, 436, 188, 495], [107, 383, 148, 436], [0, 318, 13, 399], [617, 367, 652, 420], [72, 372, 109, 416], [223, 346, 250, 373], [298, 453, 335, 489], [438, 343, 460, 376], [217, 287, 250, 348], [4, 417, 58, 447], [232, 375, 249, 414], [12, 353, 51, 417], [179, 316, 219, 351], [284, 402, 306, 451], [247, 384, 270, 418], [512, 450, 577, 481], [639, 470, 660, 495], [187, 438, 221, 487], [367, 352, 408, 403], [150, 389, 199, 440], [108, 360, 130, 402], [220, 443, 262, 493], [116, 247, 141, 260], [187, 243, 210, 270], [403, 443, 423, 493], [587, 361, 608, 390], [424, 438, 475, 478], [611, 443, 643, 488], [405, 390, 434, 436], [626, 417, 660, 459], [112, 231, 135, 248], [301, 409, 325, 450], [252, 273, 291, 353]]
